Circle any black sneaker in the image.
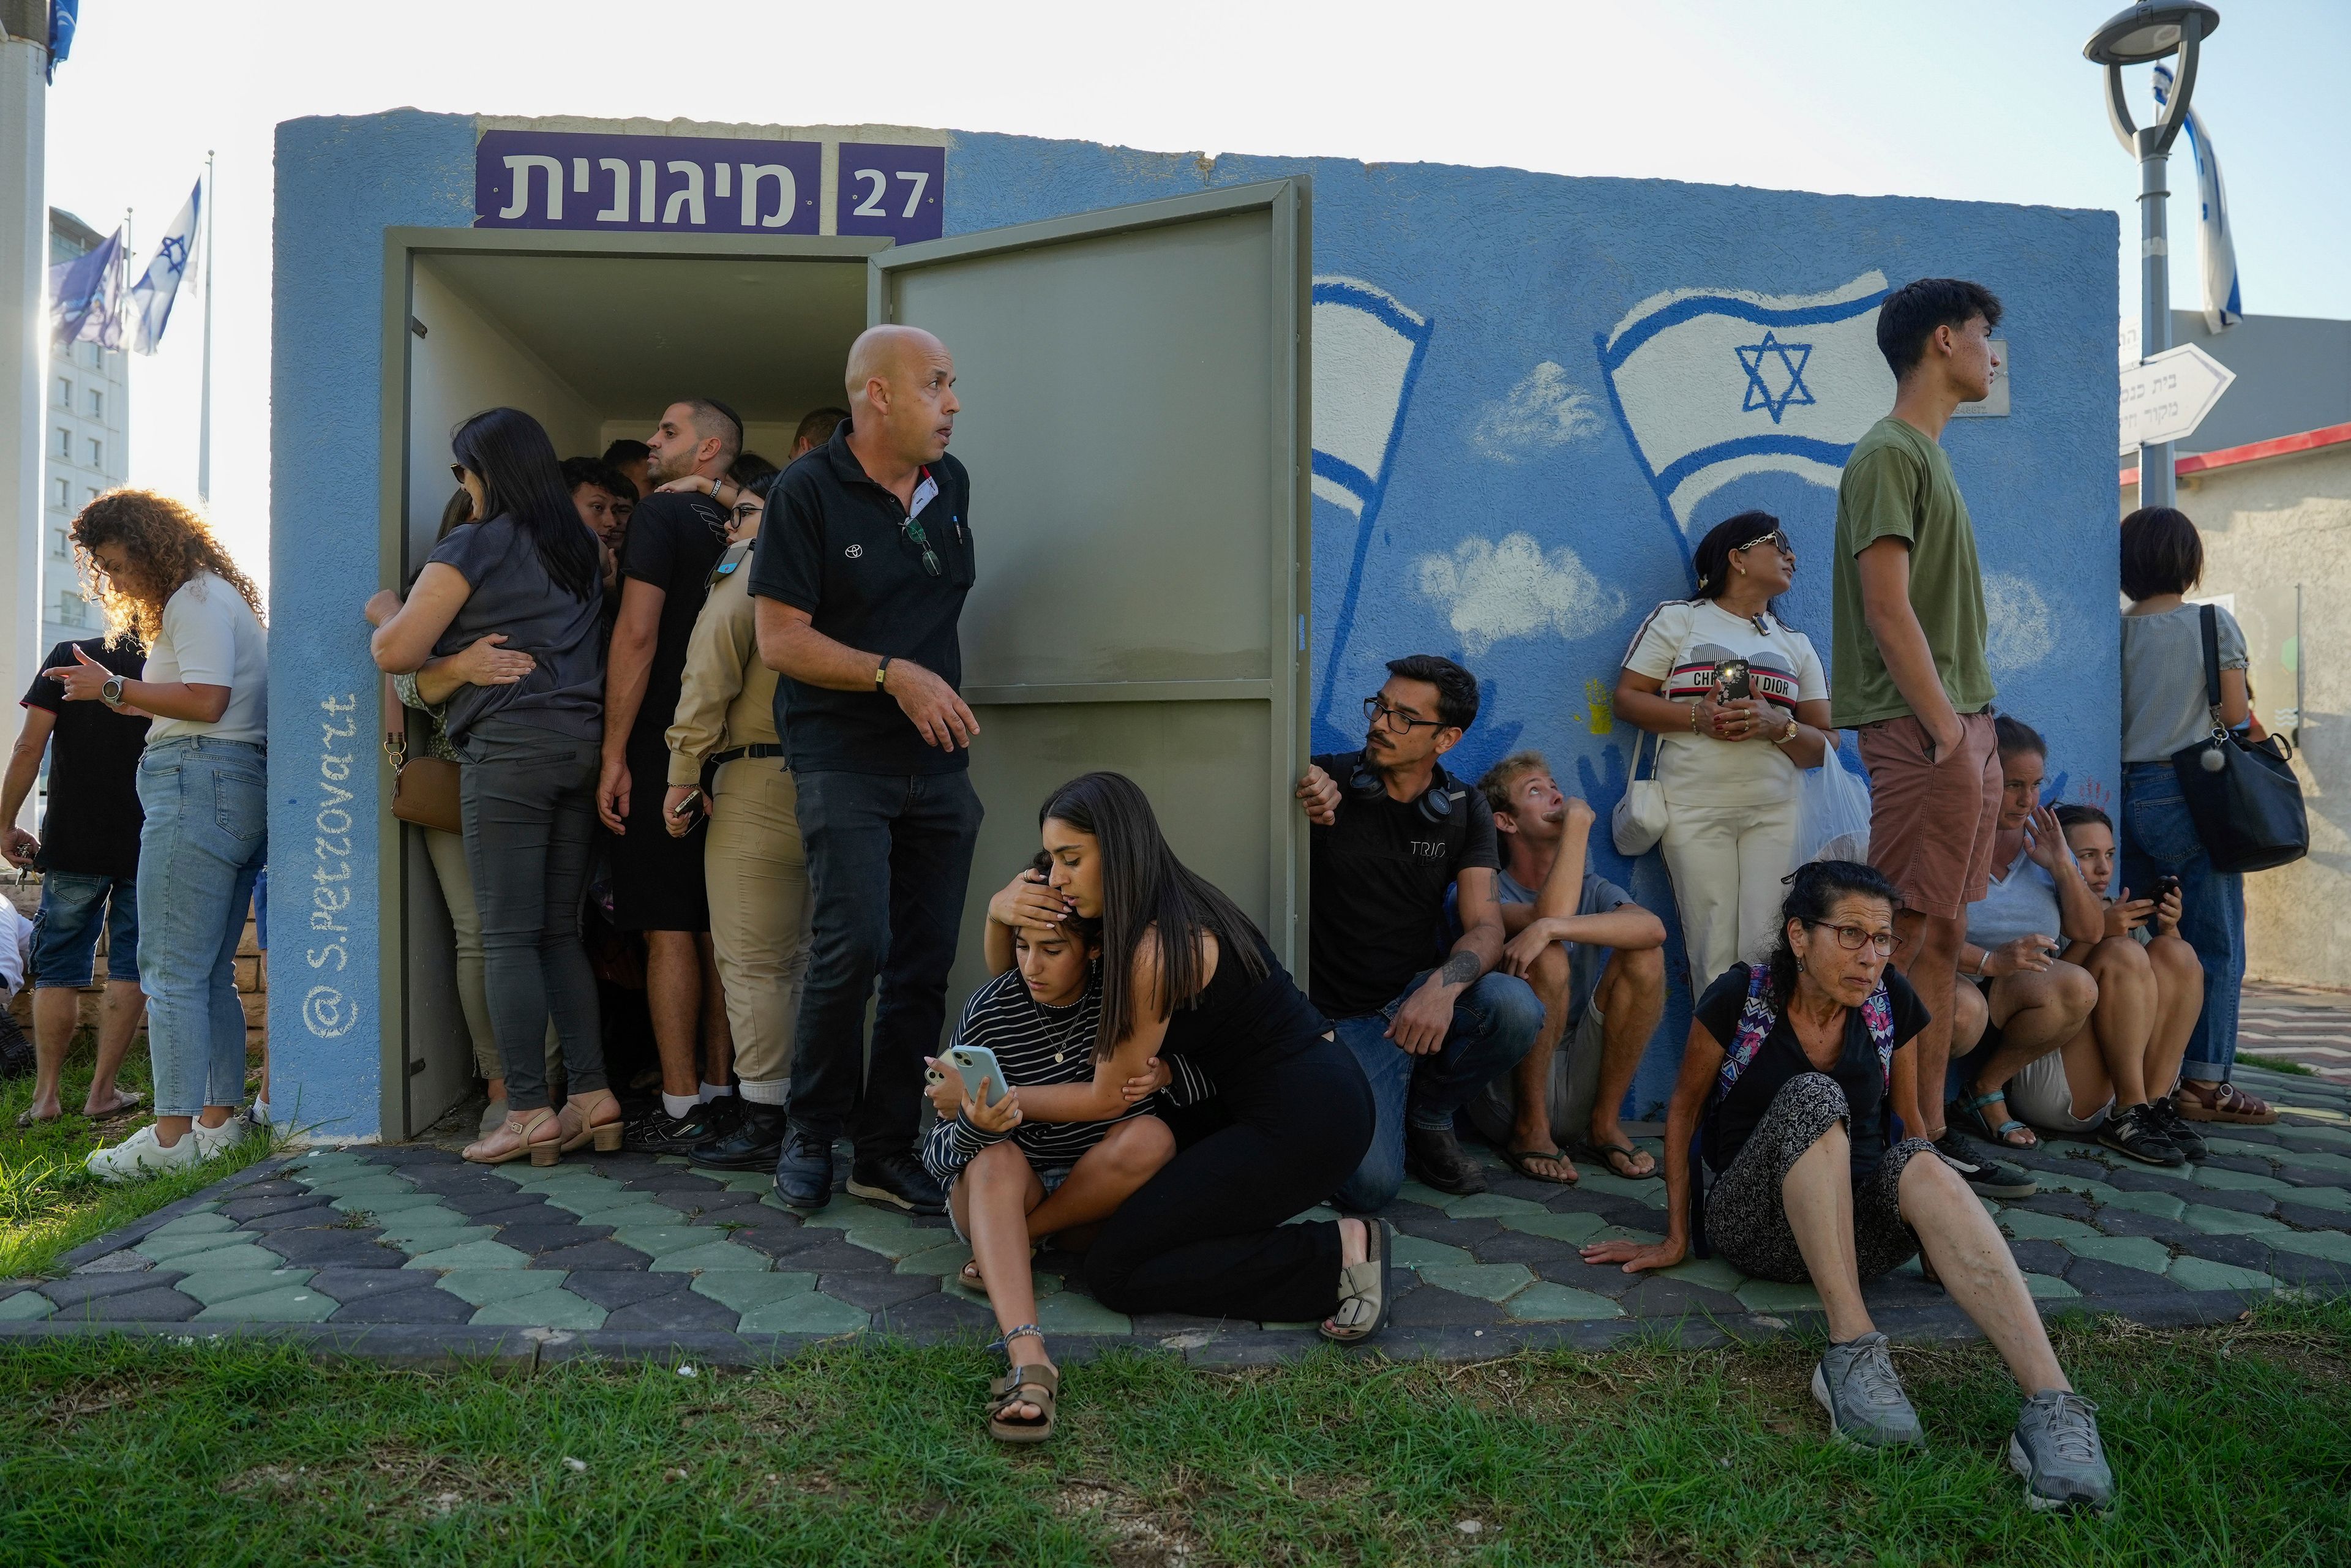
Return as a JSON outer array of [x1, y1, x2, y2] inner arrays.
[[0, 1008, 34, 1079], [2098, 1103, 2184, 1167], [2145, 1097, 2208, 1162], [847, 1150, 946, 1215], [621, 1103, 720, 1155], [1933, 1129, 2038, 1199], [698, 1093, 746, 1141], [773, 1125, 835, 1212], [689, 1100, 788, 1169], [1404, 1123, 1488, 1196]]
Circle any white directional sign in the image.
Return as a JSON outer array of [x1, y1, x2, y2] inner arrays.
[[2119, 342, 2236, 456]]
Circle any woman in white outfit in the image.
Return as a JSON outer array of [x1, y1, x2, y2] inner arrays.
[[1614, 512, 1834, 993]]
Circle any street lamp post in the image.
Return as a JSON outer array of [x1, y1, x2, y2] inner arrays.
[[2086, 2, 2221, 509]]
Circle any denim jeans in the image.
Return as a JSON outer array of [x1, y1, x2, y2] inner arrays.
[[457, 718, 606, 1111], [31, 869, 140, 988], [787, 769, 982, 1160], [2121, 760, 2243, 1082], [1330, 969, 1542, 1210], [135, 737, 267, 1117]]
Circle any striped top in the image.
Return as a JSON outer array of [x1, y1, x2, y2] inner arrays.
[[920, 967, 1214, 1185]]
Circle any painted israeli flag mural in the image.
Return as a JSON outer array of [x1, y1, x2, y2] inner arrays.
[[1598, 271, 1896, 549]]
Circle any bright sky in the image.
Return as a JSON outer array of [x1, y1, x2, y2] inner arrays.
[[40, 0, 2350, 590]]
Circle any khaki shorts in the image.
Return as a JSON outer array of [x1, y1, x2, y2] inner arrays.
[[1858, 710, 2002, 921]]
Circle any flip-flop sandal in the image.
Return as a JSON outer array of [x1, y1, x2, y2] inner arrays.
[[1585, 1140, 1660, 1179], [1499, 1146, 1577, 1184], [1320, 1219, 1392, 1344], [14, 1107, 52, 1130], [86, 1092, 144, 1119], [1949, 1090, 2039, 1150]]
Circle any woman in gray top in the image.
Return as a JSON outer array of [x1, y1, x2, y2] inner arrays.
[[2116, 506, 2273, 1126], [369, 407, 620, 1165]]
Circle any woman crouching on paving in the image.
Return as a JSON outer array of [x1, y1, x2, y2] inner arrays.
[[1583, 860, 2116, 1512], [920, 857, 1210, 1443]]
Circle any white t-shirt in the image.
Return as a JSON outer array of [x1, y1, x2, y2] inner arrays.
[[1621, 599, 1828, 805], [145, 572, 268, 745]]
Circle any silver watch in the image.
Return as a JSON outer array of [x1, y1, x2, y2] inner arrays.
[[100, 675, 126, 708]]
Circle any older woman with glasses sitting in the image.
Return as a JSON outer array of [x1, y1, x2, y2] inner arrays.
[[1583, 860, 2113, 1510], [1614, 511, 1835, 992]]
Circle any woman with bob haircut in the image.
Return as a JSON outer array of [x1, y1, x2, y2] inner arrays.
[[61, 490, 269, 1182], [989, 772, 1389, 1343], [1584, 860, 2113, 1511], [369, 407, 621, 1166], [2115, 505, 2272, 1125]]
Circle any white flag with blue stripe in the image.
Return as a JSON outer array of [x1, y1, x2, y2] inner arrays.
[[130, 177, 204, 355], [2154, 64, 2241, 334]]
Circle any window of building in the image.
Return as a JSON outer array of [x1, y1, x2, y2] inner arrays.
[[86, 437, 101, 467], [58, 593, 85, 628], [87, 388, 103, 420], [86, 487, 98, 505], [51, 476, 69, 510], [54, 427, 70, 458], [53, 377, 69, 407], [80, 342, 100, 369], [51, 526, 69, 560]]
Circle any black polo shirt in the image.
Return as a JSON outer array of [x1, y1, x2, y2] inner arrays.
[[619, 490, 732, 759], [1306, 751, 1498, 1019], [748, 421, 975, 776], [21, 638, 148, 880]]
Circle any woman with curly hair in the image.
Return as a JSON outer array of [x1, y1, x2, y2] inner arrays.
[[52, 490, 269, 1182]]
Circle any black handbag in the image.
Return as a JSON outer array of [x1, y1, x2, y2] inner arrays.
[[2169, 604, 2306, 874]]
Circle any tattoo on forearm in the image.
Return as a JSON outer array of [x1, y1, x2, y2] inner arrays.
[[1440, 951, 1480, 987]]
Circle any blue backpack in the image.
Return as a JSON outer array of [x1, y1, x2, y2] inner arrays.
[[1689, 964, 1895, 1258]]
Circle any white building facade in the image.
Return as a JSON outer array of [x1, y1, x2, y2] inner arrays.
[[42, 208, 128, 655]]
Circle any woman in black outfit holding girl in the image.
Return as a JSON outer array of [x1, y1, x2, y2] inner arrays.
[[999, 772, 1386, 1339]]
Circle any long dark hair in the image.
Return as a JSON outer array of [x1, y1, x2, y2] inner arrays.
[[451, 407, 600, 602], [1760, 859, 1902, 1005], [1040, 773, 1268, 1059]]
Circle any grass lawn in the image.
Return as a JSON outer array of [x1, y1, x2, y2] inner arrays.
[[2, 1299, 2347, 1566], [0, 1027, 276, 1281]]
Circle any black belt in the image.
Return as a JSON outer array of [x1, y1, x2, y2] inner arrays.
[[707, 744, 785, 768]]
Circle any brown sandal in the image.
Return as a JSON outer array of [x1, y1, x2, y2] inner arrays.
[[2173, 1081, 2279, 1125], [987, 1340, 1059, 1444]]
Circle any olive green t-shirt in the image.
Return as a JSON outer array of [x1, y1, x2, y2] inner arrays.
[[1829, 416, 1995, 729]]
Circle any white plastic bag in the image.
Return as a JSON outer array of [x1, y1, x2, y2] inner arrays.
[[1792, 734, 1872, 870]]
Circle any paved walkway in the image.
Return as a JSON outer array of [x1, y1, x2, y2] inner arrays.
[[4, 1063, 2349, 1366], [2241, 981, 2351, 1087]]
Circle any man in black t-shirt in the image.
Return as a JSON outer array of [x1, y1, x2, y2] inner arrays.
[[749, 325, 980, 1217], [1297, 655, 1542, 1206], [600, 397, 753, 1155], [4, 638, 150, 1122]]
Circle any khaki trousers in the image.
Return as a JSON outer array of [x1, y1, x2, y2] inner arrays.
[[706, 757, 811, 1101], [424, 825, 560, 1088]]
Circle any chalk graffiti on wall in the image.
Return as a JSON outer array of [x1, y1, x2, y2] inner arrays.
[[304, 694, 364, 1041]]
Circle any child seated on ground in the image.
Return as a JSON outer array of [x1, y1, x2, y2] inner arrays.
[[919, 859, 1212, 1443]]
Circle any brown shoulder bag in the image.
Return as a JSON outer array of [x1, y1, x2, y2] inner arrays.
[[383, 675, 463, 835]]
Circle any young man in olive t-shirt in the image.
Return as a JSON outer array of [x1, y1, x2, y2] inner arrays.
[[1830, 276, 2033, 1201]]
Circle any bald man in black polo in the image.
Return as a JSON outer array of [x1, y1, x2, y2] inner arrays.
[[751, 326, 980, 1215]]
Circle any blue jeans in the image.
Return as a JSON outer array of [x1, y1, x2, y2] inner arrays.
[[2121, 760, 2243, 1082], [1330, 969, 1542, 1210], [135, 737, 267, 1117], [787, 769, 983, 1160], [31, 870, 140, 988]]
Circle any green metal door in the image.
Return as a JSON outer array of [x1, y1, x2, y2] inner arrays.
[[868, 179, 1312, 1010]]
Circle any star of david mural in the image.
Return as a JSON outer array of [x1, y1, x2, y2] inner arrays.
[[1734, 330, 1815, 423]]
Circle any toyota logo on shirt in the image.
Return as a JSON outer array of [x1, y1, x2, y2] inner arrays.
[[844, 544, 864, 559]]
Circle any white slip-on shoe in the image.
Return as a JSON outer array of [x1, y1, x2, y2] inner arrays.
[[190, 1116, 249, 1161], [85, 1125, 200, 1184]]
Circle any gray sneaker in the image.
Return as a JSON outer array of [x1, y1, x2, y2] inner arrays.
[[1811, 1332, 1925, 1448], [2009, 1390, 2114, 1512]]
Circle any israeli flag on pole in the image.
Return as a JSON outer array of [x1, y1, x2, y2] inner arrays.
[[1597, 271, 1895, 561], [47, 226, 127, 351], [2153, 64, 2241, 334], [131, 178, 205, 355], [46, 1, 78, 83]]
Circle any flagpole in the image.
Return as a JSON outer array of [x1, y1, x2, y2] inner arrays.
[[198, 151, 214, 504]]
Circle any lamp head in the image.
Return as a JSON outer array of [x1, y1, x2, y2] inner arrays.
[[2083, 2, 2221, 67]]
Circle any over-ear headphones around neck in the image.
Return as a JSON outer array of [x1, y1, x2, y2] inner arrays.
[[1348, 750, 1468, 827]]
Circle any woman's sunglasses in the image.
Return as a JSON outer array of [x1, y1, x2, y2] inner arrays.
[[1736, 528, 1793, 555]]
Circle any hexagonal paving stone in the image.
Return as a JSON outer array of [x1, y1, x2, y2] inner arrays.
[[0, 1289, 56, 1321], [649, 1240, 773, 1274], [2193, 1167, 2296, 1197], [535, 1240, 655, 1272], [1573, 1172, 1670, 1207], [438, 1267, 575, 1307], [2180, 1204, 2286, 1237], [2022, 1273, 2081, 1300], [606, 1226, 723, 1258], [2272, 1184, 2351, 1214], [329, 1191, 446, 1218], [2270, 1148, 2351, 1176], [1998, 1210, 2101, 1243], [1441, 1193, 1549, 1221], [896, 1242, 972, 1278], [2266, 1228, 2351, 1264], [601, 1289, 740, 1332], [738, 1291, 869, 1335], [371, 1212, 490, 1247], [2100, 1188, 2188, 1220], [133, 1226, 260, 1265], [2063, 1235, 2172, 1274], [1736, 1281, 1822, 1313], [1389, 1283, 1505, 1327], [2165, 1256, 2278, 1293], [689, 1271, 817, 1312], [135, 1240, 285, 1273], [1495, 1210, 1607, 1245], [1502, 1283, 1622, 1322], [470, 1291, 607, 1330], [1415, 1263, 1535, 1302], [173, 1267, 317, 1307], [1392, 1233, 1475, 1270], [1656, 1256, 1747, 1292], [195, 1286, 340, 1322], [1034, 1292, 1131, 1335], [405, 1240, 533, 1272], [2028, 1174, 2122, 1204]]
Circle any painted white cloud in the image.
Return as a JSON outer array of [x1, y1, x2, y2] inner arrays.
[[1415, 533, 1627, 657], [1985, 571, 2056, 675], [1470, 361, 1602, 462]]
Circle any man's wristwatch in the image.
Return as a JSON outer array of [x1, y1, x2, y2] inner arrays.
[[100, 675, 126, 708], [874, 656, 891, 691]]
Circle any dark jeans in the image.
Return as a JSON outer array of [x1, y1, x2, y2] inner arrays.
[[788, 768, 983, 1159], [2121, 760, 2242, 1081], [1331, 969, 1543, 1210], [457, 718, 605, 1111]]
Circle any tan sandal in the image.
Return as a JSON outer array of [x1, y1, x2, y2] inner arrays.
[[557, 1091, 625, 1155], [986, 1333, 1059, 1444], [1320, 1218, 1392, 1344], [463, 1107, 561, 1166]]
